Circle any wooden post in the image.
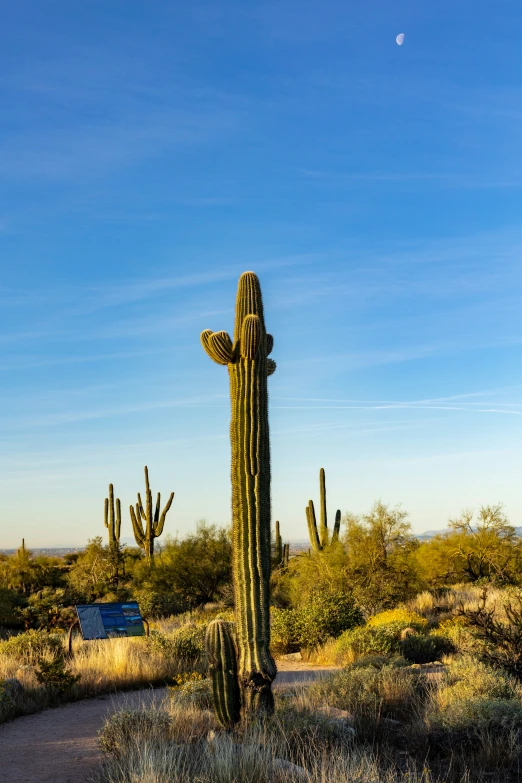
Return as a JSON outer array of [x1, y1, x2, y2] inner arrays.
[[67, 619, 80, 657]]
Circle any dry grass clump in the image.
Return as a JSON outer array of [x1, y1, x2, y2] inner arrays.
[[310, 660, 427, 742], [94, 657, 522, 783], [406, 585, 512, 625], [421, 656, 522, 778], [95, 695, 435, 783], [0, 622, 206, 723], [426, 655, 522, 733]]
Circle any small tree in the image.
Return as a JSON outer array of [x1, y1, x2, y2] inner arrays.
[[135, 522, 232, 608], [67, 537, 116, 601], [345, 501, 419, 611], [416, 505, 521, 587]]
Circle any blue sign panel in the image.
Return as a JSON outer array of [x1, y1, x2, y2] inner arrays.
[[76, 601, 145, 640]]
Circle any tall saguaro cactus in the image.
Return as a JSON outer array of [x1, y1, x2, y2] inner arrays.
[[104, 484, 122, 547], [201, 271, 277, 716], [306, 468, 341, 552], [130, 466, 174, 564]]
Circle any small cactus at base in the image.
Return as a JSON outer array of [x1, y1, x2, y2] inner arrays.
[[306, 468, 341, 552], [130, 466, 174, 564], [205, 619, 241, 728], [104, 484, 121, 547]]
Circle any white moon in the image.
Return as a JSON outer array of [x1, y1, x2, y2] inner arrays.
[[396, 33, 405, 45]]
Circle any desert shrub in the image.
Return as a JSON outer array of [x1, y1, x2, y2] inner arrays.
[[311, 662, 427, 741], [35, 655, 81, 698], [334, 624, 402, 660], [459, 589, 522, 678], [401, 632, 454, 664], [145, 631, 174, 657], [145, 623, 205, 664], [270, 607, 299, 655], [0, 587, 25, 627], [17, 587, 75, 631], [294, 591, 363, 650], [274, 702, 355, 753], [99, 707, 172, 756], [0, 680, 16, 709], [169, 674, 212, 709], [134, 589, 187, 620], [367, 608, 427, 631], [436, 616, 480, 656], [0, 629, 63, 663], [170, 623, 206, 662], [427, 656, 522, 732]]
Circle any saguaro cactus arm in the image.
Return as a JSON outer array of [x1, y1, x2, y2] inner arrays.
[[306, 501, 321, 552], [130, 504, 145, 547], [319, 467, 329, 548], [332, 509, 342, 544], [275, 520, 283, 565], [155, 491, 174, 537], [104, 484, 122, 545]]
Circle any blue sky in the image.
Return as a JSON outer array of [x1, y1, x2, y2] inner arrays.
[[2, 1, 522, 547]]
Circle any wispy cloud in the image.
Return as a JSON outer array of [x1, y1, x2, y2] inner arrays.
[[273, 387, 522, 416], [0, 393, 229, 430]]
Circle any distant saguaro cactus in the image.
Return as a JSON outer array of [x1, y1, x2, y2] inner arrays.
[[104, 484, 121, 547], [130, 466, 174, 564], [205, 619, 241, 728], [306, 468, 341, 552], [274, 521, 289, 569], [201, 271, 277, 718]]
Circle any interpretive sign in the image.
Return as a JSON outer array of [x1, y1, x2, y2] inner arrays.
[[75, 601, 145, 640]]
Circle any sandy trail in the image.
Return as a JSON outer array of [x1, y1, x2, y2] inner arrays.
[[0, 668, 336, 783]]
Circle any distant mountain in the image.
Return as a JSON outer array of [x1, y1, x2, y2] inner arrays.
[[416, 529, 446, 540], [0, 547, 83, 556]]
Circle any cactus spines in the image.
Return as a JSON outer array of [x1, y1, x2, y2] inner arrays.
[[206, 619, 241, 728], [130, 466, 174, 564], [104, 484, 121, 546], [306, 468, 341, 552], [201, 271, 276, 718]]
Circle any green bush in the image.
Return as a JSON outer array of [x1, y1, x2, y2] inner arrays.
[[400, 632, 454, 664], [146, 624, 205, 664], [367, 608, 427, 631], [270, 608, 299, 655], [0, 588, 25, 627], [134, 589, 187, 620], [0, 629, 63, 663], [170, 623, 206, 661], [99, 708, 172, 756], [428, 656, 522, 733], [170, 676, 212, 709], [335, 624, 402, 659], [294, 591, 363, 650], [146, 631, 174, 657], [35, 656, 80, 698]]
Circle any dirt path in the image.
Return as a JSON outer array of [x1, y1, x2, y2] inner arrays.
[[0, 668, 335, 783]]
